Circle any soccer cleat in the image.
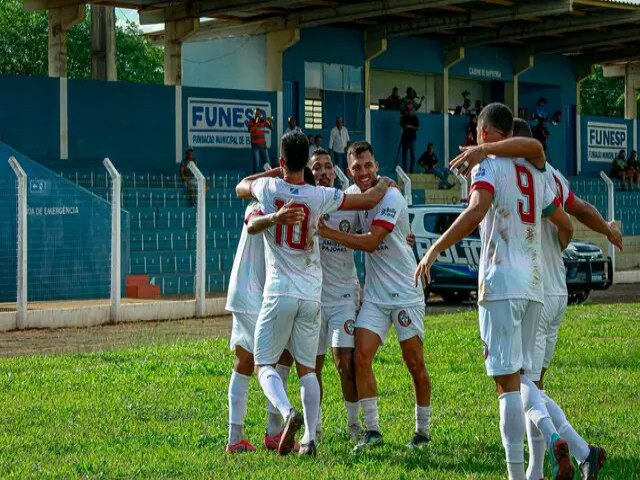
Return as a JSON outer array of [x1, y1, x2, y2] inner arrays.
[[349, 423, 364, 442], [298, 440, 317, 457], [406, 432, 431, 450], [353, 430, 384, 452], [264, 431, 300, 452], [277, 408, 304, 456], [549, 433, 575, 480], [579, 445, 607, 480], [225, 439, 256, 453]]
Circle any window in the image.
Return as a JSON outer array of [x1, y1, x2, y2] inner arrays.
[[304, 98, 323, 130], [424, 212, 480, 238]]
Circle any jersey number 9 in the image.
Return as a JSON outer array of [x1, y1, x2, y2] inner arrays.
[[515, 165, 535, 224]]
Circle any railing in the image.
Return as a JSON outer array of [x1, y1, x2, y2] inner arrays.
[[8, 156, 27, 329], [455, 171, 468, 201], [334, 166, 350, 190], [395, 165, 412, 205], [600, 170, 616, 274], [103, 158, 121, 322]]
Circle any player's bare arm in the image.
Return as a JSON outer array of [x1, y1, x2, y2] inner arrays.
[[547, 206, 574, 251], [450, 137, 546, 176], [246, 200, 306, 235], [235, 167, 283, 199], [566, 196, 623, 250], [414, 189, 492, 286], [340, 177, 393, 211], [318, 218, 389, 252]]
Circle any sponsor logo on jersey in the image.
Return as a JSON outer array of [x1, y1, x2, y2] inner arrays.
[[333, 189, 341, 202], [397, 310, 411, 327], [344, 319, 356, 336], [290, 187, 299, 194], [473, 166, 486, 180], [380, 207, 397, 218], [339, 219, 351, 232]]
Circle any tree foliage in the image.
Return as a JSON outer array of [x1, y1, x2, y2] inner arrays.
[[580, 64, 640, 118], [0, 0, 163, 84]]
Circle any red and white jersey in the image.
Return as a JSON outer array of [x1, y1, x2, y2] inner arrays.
[[225, 202, 265, 314], [319, 210, 360, 306], [347, 185, 423, 306], [251, 177, 345, 302], [542, 163, 575, 296], [470, 156, 558, 304]]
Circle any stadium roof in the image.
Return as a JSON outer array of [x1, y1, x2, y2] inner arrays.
[[24, 0, 640, 63]]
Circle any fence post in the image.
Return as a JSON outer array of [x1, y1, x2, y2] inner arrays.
[[599, 171, 616, 274], [395, 165, 412, 206], [188, 162, 206, 317], [103, 158, 121, 322], [455, 172, 468, 201], [334, 166, 350, 191], [8, 156, 27, 329]]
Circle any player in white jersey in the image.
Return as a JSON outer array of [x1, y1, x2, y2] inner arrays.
[[235, 131, 393, 456], [414, 104, 575, 480], [318, 141, 432, 452], [449, 117, 622, 479], [225, 182, 307, 453]]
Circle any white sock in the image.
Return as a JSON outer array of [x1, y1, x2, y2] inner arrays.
[[265, 364, 292, 436], [415, 405, 431, 437], [345, 400, 361, 427], [258, 366, 292, 419], [541, 391, 591, 463], [316, 407, 323, 434], [228, 371, 250, 445], [520, 376, 557, 445], [499, 391, 526, 480], [299, 373, 320, 444], [361, 397, 380, 433], [525, 418, 546, 480]]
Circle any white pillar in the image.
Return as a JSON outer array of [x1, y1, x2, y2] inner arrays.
[[103, 158, 121, 323], [8, 156, 28, 329]]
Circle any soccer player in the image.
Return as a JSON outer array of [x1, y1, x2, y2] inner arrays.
[[318, 141, 432, 452], [414, 103, 575, 480], [450, 117, 622, 479], [235, 131, 393, 456], [225, 167, 307, 453]]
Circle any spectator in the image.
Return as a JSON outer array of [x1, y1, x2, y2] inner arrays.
[[465, 113, 478, 146], [329, 116, 350, 171], [286, 116, 303, 134], [401, 87, 425, 113], [400, 103, 419, 173], [387, 87, 401, 101], [551, 110, 562, 126], [418, 143, 454, 189], [246, 108, 273, 172], [533, 97, 548, 121], [532, 118, 550, 158], [459, 98, 472, 116], [517, 107, 528, 119], [611, 150, 629, 190], [307, 134, 314, 147], [473, 99, 483, 116], [627, 150, 639, 190], [179, 148, 197, 207], [309, 134, 323, 158]]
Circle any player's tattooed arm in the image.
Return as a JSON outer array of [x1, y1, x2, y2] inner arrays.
[[566, 196, 623, 250], [547, 207, 574, 251], [246, 200, 306, 235], [235, 167, 283, 199], [450, 137, 546, 176], [318, 217, 389, 253], [340, 176, 393, 211], [414, 188, 492, 286]]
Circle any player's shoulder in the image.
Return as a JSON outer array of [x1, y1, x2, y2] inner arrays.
[[382, 186, 407, 206], [345, 184, 361, 194]]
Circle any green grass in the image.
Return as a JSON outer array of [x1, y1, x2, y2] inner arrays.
[[0, 303, 638, 479]]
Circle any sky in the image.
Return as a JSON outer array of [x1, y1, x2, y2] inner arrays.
[[115, 7, 162, 33]]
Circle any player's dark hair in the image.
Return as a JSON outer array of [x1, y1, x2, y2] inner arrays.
[[512, 118, 533, 138], [303, 167, 316, 186], [347, 141, 375, 162], [478, 102, 513, 136], [281, 131, 309, 172], [310, 147, 330, 162]]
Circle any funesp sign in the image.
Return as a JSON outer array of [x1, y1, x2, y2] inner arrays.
[[587, 121, 627, 163], [188, 98, 272, 148]]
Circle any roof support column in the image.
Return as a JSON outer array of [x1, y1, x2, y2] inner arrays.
[[624, 63, 640, 120], [48, 4, 84, 78], [364, 33, 387, 143], [91, 5, 117, 81], [442, 47, 464, 163], [513, 53, 534, 116], [575, 61, 594, 175], [164, 18, 199, 86]]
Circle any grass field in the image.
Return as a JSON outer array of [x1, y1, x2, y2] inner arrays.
[[0, 303, 638, 479]]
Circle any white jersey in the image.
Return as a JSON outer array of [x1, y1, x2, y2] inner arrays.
[[319, 210, 360, 306], [470, 156, 557, 304], [225, 202, 265, 314], [542, 164, 574, 296], [251, 177, 345, 302], [347, 185, 423, 306]]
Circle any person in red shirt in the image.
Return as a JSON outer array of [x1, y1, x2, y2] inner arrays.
[[246, 108, 273, 173]]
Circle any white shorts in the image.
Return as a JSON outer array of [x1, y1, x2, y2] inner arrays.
[[526, 295, 568, 381], [479, 299, 542, 377], [356, 302, 425, 344], [229, 312, 257, 353], [317, 303, 357, 355], [254, 295, 321, 369]]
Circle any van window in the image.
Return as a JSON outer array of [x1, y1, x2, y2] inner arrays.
[[424, 212, 480, 238]]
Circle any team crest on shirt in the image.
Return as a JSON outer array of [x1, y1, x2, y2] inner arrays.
[[344, 319, 356, 336], [323, 213, 330, 221], [339, 219, 351, 232], [482, 341, 489, 360], [397, 310, 411, 327]]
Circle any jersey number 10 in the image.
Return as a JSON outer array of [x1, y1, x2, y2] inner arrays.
[[515, 165, 535, 224], [274, 199, 310, 250]]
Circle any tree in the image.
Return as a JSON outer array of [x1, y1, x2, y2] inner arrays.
[[580, 64, 640, 118], [0, 0, 163, 84]]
